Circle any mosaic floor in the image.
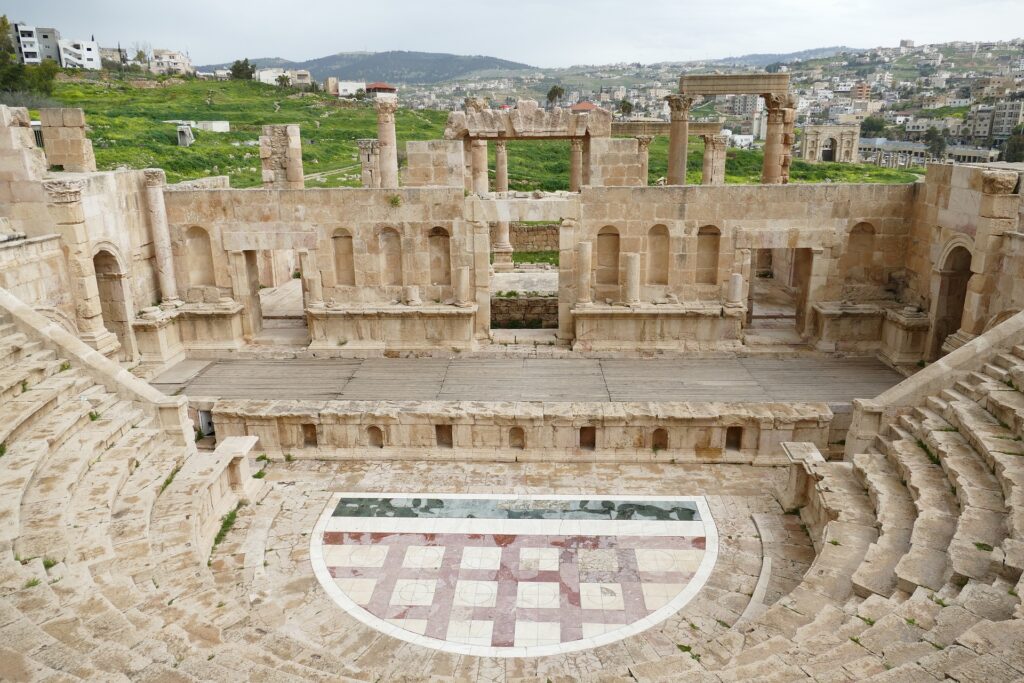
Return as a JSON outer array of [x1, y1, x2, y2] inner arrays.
[[311, 492, 718, 657]]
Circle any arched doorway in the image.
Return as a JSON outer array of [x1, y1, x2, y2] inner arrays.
[[821, 137, 837, 162], [92, 248, 134, 362], [929, 245, 972, 359]]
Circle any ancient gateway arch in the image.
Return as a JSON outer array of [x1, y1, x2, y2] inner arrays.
[[669, 73, 795, 184]]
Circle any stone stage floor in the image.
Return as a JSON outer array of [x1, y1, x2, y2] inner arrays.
[[214, 459, 813, 679], [154, 356, 903, 403]]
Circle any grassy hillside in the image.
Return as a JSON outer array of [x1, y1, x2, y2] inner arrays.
[[46, 79, 922, 189]]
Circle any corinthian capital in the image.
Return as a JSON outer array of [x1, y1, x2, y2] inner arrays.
[[42, 179, 86, 204], [665, 94, 696, 117]]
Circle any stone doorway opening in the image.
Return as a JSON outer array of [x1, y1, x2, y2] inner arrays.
[[821, 137, 837, 162], [255, 250, 309, 346], [929, 245, 972, 359], [746, 247, 812, 344], [93, 248, 134, 362]]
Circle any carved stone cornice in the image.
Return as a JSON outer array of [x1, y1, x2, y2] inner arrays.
[[357, 139, 380, 153], [570, 138, 584, 151], [464, 97, 487, 114]]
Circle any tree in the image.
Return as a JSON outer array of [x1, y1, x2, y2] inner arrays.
[[764, 62, 784, 73], [546, 85, 564, 107], [617, 99, 633, 117], [229, 58, 255, 80], [860, 116, 886, 137], [276, 73, 290, 87], [354, 88, 366, 101], [1004, 124, 1024, 163], [924, 126, 946, 158], [0, 15, 56, 95]]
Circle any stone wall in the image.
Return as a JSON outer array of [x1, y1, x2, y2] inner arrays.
[[490, 295, 558, 328], [259, 124, 303, 189], [39, 108, 96, 172], [403, 140, 465, 188], [586, 138, 646, 187], [212, 398, 833, 466], [0, 234, 74, 324], [488, 223, 560, 252]]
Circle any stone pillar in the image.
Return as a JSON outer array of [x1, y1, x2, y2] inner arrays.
[[569, 138, 584, 192], [666, 94, 695, 185], [701, 134, 729, 185], [494, 140, 509, 192], [761, 94, 786, 184], [623, 253, 640, 305], [357, 139, 381, 188], [43, 179, 119, 356], [576, 241, 592, 306], [260, 124, 304, 189], [492, 220, 513, 273], [726, 272, 744, 306], [39, 108, 96, 172], [454, 266, 472, 307], [471, 140, 489, 195], [375, 99, 400, 189], [636, 136, 653, 187], [299, 250, 323, 306], [143, 169, 180, 306], [780, 95, 797, 184]]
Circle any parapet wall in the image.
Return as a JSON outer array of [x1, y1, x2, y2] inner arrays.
[[211, 398, 833, 466]]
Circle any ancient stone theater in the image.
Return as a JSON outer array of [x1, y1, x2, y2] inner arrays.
[[1, 72, 1023, 681]]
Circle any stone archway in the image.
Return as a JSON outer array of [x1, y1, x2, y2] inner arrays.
[[821, 137, 837, 162], [92, 247, 135, 362], [928, 244, 973, 359]]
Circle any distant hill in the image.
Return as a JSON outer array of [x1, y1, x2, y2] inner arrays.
[[703, 46, 864, 67], [199, 51, 535, 84]]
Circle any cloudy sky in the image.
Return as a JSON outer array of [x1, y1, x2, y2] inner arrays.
[[10, 0, 1024, 67]]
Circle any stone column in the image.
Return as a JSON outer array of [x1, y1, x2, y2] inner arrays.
[[471, 140, 489, 195], [143, 169, 181, 306], [761, 94, 786, 184], [636, 136, 653, 186], [454, 266, 472, 307], [494, 140, 509, 192], [492, 220, 513, 273], [357, 139, 381, 188], [666, 94, 695, 185], [701, 134, 729, 185], [375, 99, 400, 189], [576, 241, 592, 306], [623, 253, 640, 305], [569, 138, 584, 192], [43, 179, 119, 356], [298, 250, 323, 306], [726, 273, 744, 306], [780, 95, 797, 184]]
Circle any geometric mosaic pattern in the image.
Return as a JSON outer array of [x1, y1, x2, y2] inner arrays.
[[311, 493, 718, 657]]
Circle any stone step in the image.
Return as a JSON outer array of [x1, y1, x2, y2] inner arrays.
[[0, 371, 92, 448], [0, 350, 60, 402], [851, 452, 915, 598]]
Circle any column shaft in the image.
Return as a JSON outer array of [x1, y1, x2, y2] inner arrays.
[[576, 241, 592, 305], [375, 100, 400, 189], [471, 140, 489, 194], [666, 95, 694, 185], [144, 169, 179, 303], [623, 253, 640, 304], [569, 139, 584, 192], [761, 94, 786, 184], [495, 140, 509, 192]]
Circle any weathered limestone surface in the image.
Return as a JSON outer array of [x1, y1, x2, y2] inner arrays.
[[38, 108, 96, 173], [259, 124, 304, 189]]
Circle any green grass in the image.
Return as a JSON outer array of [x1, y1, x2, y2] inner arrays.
[[47, 79, 923, 189], [211, 501, 244, 554], [512, 250, 559, 266]]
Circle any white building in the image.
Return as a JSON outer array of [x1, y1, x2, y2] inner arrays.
[[255, 68, 312, 87], [57, 39, 101, 70], [150, 49, 194, 75], [336, 81, 366, 97], [8, 24, 98, 69]]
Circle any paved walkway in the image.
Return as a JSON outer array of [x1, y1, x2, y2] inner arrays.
[[153, 356, 903, 403]]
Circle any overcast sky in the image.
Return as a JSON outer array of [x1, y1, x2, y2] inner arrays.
[[10, 0, 1024, 67]]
